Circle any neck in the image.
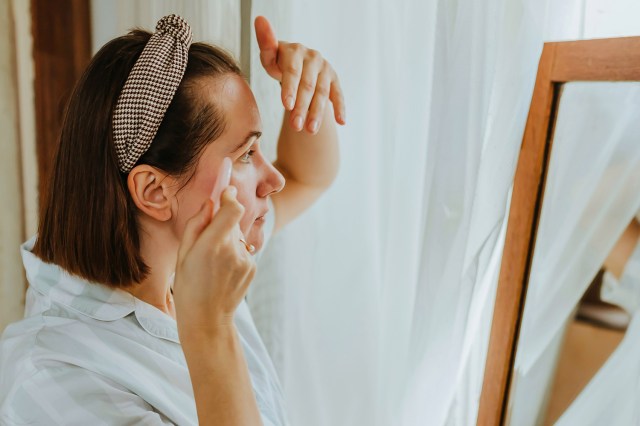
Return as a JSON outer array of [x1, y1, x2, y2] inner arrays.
[[127, 218, 179, 318]]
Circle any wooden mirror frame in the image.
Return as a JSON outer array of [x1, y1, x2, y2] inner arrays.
[[476, 36, 640, 426]]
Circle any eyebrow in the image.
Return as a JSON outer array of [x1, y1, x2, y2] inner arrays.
[[232, 131, 262, 153]]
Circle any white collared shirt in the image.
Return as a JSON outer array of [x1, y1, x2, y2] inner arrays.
[[0, 202, 288, 425]]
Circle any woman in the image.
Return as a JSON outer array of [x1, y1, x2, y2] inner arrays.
[[0, 14, 344, 425]]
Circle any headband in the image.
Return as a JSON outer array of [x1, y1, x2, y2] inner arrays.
[[113, 14, 193, 173]]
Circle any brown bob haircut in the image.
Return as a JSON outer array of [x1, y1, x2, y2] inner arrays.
[[33, 29, 243, 288]]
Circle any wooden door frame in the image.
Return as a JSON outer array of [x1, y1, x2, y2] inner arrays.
[[31, 0, 91, 206], [477, 36, 640, 426]]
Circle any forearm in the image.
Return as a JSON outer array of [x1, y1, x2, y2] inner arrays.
[[274, 105, 340, 188], [181, 326, 262, 426]]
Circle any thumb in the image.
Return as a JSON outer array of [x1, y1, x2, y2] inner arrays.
[[254, 16, 281, 78]]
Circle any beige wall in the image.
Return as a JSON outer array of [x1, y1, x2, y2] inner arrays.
[[0, 0, 37, 332]]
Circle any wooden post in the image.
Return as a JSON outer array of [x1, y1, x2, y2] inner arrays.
[[31, 0, 91, 206]]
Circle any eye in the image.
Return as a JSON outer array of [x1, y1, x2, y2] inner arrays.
[[239, 149, 256, 163]]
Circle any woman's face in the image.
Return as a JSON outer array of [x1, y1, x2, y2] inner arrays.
[[173, 74, 285, 252]]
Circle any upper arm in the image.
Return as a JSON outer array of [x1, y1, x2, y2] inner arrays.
[[2, 366, 174, 426], [269, 166, 329, 234]]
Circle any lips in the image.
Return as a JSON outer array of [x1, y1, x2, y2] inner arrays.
[[255, 209, 269, 222]]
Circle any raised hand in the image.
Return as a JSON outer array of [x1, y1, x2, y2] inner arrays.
[[254, 15, 346, 134]]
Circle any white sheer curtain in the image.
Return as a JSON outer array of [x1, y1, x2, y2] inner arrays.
[[247, 0, 551, 424], [91, 0, 241, 58]]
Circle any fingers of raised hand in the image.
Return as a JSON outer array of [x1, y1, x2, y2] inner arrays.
[[290, 50, 324, 132], [305, 66, 334, 134], [279, 45, 345, 132], [280, 43, 304, 111], [330, 76, 346, 125]]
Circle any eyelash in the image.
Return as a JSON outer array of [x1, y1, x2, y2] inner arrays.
[[240, 149, 256, 163]]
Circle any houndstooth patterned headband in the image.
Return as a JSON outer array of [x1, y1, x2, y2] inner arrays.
[[113, 14, 193, 174]]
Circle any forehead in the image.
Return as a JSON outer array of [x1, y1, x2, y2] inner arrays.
[[203, 74, 262, 138]]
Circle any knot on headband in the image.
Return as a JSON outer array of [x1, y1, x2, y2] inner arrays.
[[156, 14, 193, 46], [113, 14, 193, 174]]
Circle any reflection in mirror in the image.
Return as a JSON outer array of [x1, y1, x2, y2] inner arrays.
[[506, 82, 640, 425]]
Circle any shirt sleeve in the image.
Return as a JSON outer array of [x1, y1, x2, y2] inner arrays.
[[1, 365, 174, 425]]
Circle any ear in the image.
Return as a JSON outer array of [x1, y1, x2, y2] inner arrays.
[[127, 165, 176, 222]]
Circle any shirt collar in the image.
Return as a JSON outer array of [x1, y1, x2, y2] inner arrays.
[[21, 236, 180, 343]]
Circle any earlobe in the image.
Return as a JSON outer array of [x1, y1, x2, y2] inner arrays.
[[127, 166, 174, 222]]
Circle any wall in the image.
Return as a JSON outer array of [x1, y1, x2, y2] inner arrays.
[[0, 0, 37, 332]]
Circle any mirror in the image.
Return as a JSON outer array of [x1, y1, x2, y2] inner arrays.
[[507, 81, 640, 425], [477, 37, 640, 425]]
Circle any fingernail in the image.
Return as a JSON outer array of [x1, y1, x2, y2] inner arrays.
[[309, 120, 318, 133], [293, 115, 303, 130], [285, 96, 294, 110]]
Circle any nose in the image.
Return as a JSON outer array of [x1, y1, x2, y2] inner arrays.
[[257, 160, 285, 198]]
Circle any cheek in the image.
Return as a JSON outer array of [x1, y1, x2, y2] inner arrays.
[[231, 169, 258, 232], [174, 191, 208, 238], [174, 174, 217, 237]]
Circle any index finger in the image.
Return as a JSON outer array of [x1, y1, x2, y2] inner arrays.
[[193, 186, 246, 250]]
